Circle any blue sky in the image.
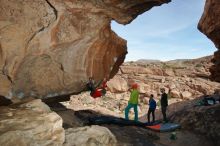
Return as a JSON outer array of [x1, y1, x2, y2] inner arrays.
[[111, 0, 217, 61]]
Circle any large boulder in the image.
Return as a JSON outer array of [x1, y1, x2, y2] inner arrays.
[[170, 102, 220, 146], [170, 90, 181, 98], [181, 91, 193, 99], [138, 83, 151, 94], [198, 0, 220, 82], [107, 76, 128, 93], [0, 0, 170, 99], [64, 125, 117, 146], [0, 99, 65, 146]]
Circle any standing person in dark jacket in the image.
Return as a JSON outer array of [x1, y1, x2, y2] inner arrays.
[[147, 94, 156, 123], [160, 88, 168, 122]]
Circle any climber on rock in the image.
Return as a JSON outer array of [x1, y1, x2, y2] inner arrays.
[[125, 83, 139, 122], [87, 77, 95, 93], [86, 77, 108, 98]]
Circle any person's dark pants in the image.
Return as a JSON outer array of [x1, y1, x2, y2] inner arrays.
[[147, 108, 155, 123], [161, 106, 167, 122]]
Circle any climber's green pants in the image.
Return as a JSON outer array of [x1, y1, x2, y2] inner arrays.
[[125, 103, 138, 122]]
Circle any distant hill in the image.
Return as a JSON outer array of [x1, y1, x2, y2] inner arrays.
[[166, 55, 213, 64], [125, 55, 213, 66], [136, 59, 161, 63]]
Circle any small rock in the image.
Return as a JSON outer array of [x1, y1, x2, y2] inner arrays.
[[64, 125, 117, 146], [181, 91, 192, 99]]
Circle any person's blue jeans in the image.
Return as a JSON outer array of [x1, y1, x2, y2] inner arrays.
[[125, 103, 138, 122]]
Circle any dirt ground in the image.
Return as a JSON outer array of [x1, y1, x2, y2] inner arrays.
[[46, 102, 215, 146]]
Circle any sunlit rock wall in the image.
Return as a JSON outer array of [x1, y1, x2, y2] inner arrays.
[[198, 0, 220, 82], [0, 0, 170, 99]]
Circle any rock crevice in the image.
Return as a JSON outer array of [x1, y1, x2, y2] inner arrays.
[[45, 0, 58, 20]]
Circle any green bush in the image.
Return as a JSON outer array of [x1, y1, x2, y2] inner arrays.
[[195, 64, 202, 68]]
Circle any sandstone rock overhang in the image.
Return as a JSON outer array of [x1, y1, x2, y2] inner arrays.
[[0, 0, 171, 99], [198, 0, 220, 82]]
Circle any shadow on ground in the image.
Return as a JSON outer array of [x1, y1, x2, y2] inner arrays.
[[45, 101, 217, 146], [46, 102, 158, 146]]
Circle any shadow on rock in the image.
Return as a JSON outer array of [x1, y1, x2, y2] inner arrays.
[[0, 96, 12, 106]]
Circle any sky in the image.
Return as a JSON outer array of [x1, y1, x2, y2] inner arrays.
[[111, 0, 217, 61]]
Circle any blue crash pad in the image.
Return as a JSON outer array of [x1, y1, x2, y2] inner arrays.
[[146, 123, 181, 132]]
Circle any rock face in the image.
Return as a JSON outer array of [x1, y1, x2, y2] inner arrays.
[[0, 99, 65, 146], [181, 91, 192, 99], [198, 0, 220, 82], [64, 125, 117, 146], [169, 100, 220, 146], [107, 76, 128, 93], [0, 0, 170, 99]]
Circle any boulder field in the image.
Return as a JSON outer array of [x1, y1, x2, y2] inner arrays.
[[107, 56, 220, 99]]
